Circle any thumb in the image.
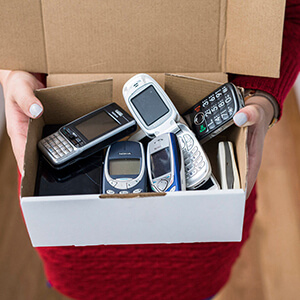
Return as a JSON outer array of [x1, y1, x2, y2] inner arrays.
[[233, 105, 261, 127], [14, 86, 44, 119]]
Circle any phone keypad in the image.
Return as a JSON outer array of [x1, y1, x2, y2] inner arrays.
[[61, 127, 85, 148], [41, 133, 74, 159], [201, 86, 235, 131], [184, 84, 241, 142], [178, 134, 205, 181]]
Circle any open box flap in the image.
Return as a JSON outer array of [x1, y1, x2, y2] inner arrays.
[[46, 72, 228, 108], [0, 0, 47, 73], [0, 0, 285, 77], [225, 0, 286, 77]]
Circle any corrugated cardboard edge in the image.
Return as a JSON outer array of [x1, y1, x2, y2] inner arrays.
[[35, 79, 113, 124], [100, 192, 166, 199]]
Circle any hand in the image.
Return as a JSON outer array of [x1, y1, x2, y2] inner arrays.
[[233, 96, 274, 198], [1, 71, 45, 172]]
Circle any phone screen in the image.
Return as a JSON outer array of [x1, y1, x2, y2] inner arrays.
[[75, 111, 118, 141], [131, 86, 169, 126], [109, 159, 140, 176], [150, 147, 171, 178]]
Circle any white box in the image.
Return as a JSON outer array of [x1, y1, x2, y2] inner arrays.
[[20, 74, 248, 247]]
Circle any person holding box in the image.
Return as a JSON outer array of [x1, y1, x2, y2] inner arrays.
[[0, 0, 299, 299]]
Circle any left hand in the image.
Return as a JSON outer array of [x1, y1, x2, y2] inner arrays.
[[233, 96, 275, 198]]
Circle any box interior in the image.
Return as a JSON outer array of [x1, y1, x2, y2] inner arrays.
[[0, 0, 285, 77], [21, 74, 247, 198]]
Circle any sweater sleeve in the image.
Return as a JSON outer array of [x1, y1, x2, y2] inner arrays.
[[230, 0, 300, 119]]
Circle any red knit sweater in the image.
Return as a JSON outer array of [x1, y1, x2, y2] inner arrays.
[[32, 2, 300, 299]]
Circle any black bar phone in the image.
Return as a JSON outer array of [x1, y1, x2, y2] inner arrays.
[[182, 83, 244, 144]]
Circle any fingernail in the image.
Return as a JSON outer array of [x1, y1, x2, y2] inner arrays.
[[29, 103, 43, 118], [233, 112, 248, 126]]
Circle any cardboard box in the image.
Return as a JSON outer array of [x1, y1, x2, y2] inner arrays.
[[0, 1, 285, 246]]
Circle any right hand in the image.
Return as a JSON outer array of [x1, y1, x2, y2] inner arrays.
[[1, 71, 45, 172], [233, 95, 274, 198]]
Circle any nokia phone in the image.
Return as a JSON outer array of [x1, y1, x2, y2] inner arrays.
[[147, 133, 185, 192], [103, 141, 147, 194], [183, 83, 245, 144], [38, 102, 137, 169]]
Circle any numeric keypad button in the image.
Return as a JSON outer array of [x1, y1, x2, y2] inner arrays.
[[220, 109, 229, 120], [207, 119, 215, 130], [211, 105, 218, 113], [208, 95, 216, 103], [215, 90, 222, 99], [217, 100, 225, 109], [228, 106, 234, 116], [183, 134, 194, 150], [214, 115, 222, 125], [224, 94, 232, 104], [202, 100, 209, 108]]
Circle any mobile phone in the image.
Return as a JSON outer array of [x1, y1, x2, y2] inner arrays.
[[147, 133, 186, 192], [123, 73, 180, 137], [176, 123, 211, 189], [123, 73, 211, 189], [35, 125, 104, 196], [182, 83, 245, 144], [103, 141, 147, 194], [38, 102, 137, 169], [195, 174, 220, 191], [217, 141, 240, 189]]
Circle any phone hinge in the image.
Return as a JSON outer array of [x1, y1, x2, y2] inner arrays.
[[169, 120, 180, 134]]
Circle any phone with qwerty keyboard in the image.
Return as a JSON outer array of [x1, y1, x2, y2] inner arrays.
[[182, 83, 245, 144]]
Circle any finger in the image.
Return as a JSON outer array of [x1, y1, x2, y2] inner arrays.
[[13, 86, 44, 119], [233, 105, 261, 127], [4, 106, 29, 172], [10, 133, 26, 172]]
